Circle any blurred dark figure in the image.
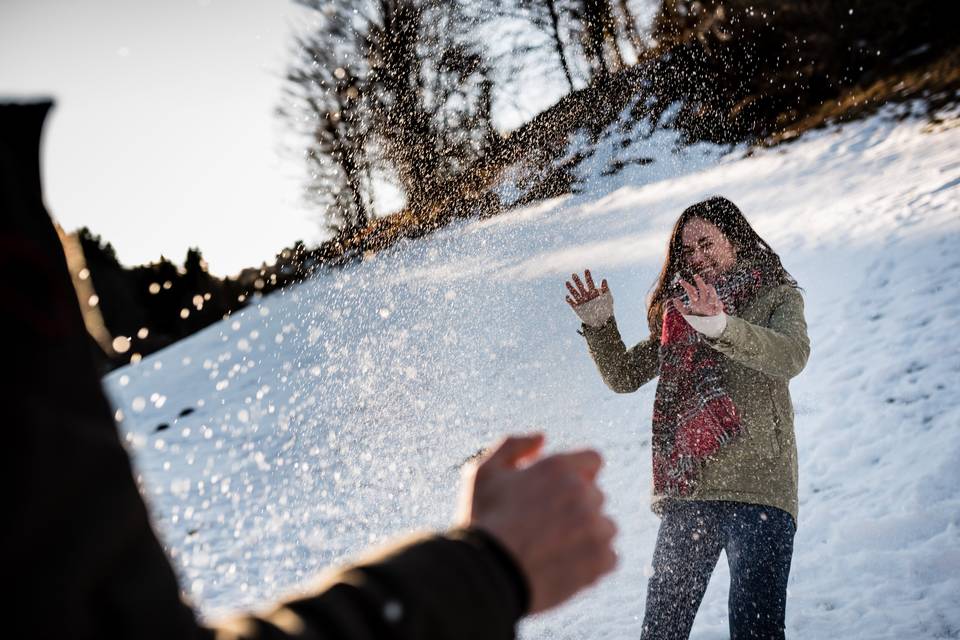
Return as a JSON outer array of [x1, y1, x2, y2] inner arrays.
[[1, 101, 616, 639]]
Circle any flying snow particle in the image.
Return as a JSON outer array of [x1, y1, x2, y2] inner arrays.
[[112, 336, 131, 354]]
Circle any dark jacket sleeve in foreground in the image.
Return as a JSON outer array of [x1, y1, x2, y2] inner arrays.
[[4, 101, 525, 640], [209, 529, 526, 640], [581, 316, 660, 393]]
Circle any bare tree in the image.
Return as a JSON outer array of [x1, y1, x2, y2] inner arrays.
[[479, 0, 582, 94], [363, 0, 438, 212], [281, 9, 374, 232], [285, 0, 498, 225], [575, 0, 625, 77], [543, 0, 577, 90], [614, 0, 647, 57], [490, 0, 628, 86]]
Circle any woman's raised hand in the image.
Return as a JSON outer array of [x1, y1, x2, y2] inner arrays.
[[565, 269, 614, 327], [565, 269, 608, 307], [673, 274, 724, 317]]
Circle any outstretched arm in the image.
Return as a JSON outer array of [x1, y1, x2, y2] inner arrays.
[[206, 528, 524, 640], [207, 434, 618, 640], [582, 319, 659, 393], [564, 269, 659, 393]]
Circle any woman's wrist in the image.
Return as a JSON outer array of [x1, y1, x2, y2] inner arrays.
[[573, 292, 614, 327], [681, 311, 727, 338]]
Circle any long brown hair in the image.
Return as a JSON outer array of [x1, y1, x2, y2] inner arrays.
[[646, 196, 798, 332]]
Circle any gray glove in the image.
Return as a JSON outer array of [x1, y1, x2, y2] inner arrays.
[[682, 311, 728, 338], [571, 290, 614, 328]]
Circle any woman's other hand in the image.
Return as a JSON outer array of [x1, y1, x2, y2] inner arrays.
[[565, 269, 614, 327], [672, 274, 724, 317], [672, 275, 727, 338]]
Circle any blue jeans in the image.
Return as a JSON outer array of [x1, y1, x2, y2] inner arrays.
[[640, 500, 796, 640]]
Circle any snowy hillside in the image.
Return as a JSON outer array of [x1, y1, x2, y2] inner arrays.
[[104, 104, 960, 638]]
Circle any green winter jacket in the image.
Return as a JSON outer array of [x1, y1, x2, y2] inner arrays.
[[582, 284, 810, 523]]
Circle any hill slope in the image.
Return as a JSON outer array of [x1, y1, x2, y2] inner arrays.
[[104, 104, 960, 637]]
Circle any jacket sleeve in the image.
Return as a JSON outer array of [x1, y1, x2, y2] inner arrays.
[[207, 528, 526, 640], [581, 316, 660, 393], [704, 285, 810, 379]]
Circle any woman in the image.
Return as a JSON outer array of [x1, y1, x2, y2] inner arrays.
[[564, 196, 809, 639]]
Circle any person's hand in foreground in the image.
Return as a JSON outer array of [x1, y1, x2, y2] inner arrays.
[[565, 269, 614, 327], [458, 434, 618, 613]]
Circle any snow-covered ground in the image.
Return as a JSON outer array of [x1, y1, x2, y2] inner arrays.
[[104, 104, 960, 638]]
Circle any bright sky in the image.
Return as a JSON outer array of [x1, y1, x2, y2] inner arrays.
[[0, 0, 581, 276], [0, 0, 331, 275]]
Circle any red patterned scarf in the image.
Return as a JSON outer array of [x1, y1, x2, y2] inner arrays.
[[651, 264, 771, 496]]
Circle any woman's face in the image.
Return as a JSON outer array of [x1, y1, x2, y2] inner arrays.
[[680, 217, 737, 282]]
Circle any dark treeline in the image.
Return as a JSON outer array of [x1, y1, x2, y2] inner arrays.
[[75, 228, 328, 369], [643, 0, 960, 145]]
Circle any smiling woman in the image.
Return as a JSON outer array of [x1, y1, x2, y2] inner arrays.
[[564, 195, 810, 640], [646, 196, 799, 333]]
